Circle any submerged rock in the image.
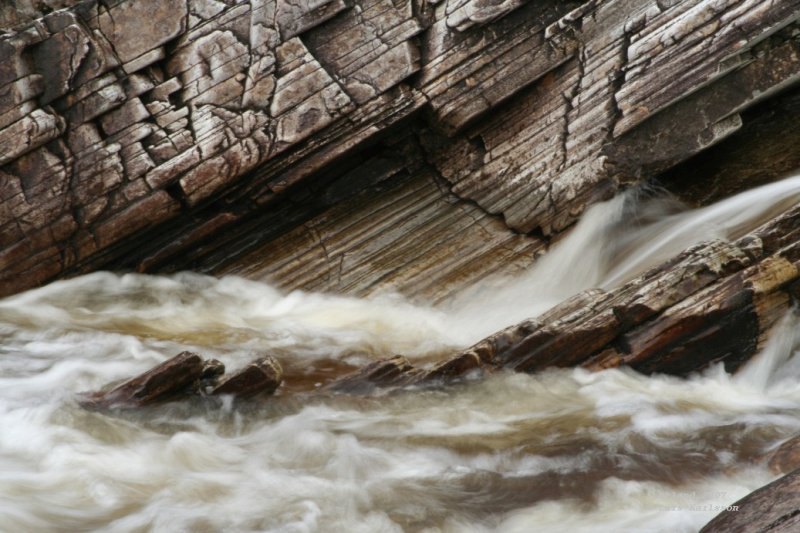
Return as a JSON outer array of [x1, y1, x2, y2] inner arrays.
[[199, 358, 226, 381], [325, 356, 422, 394]]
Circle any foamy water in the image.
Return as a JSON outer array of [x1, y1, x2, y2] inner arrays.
[[2, 176, 800, 532]]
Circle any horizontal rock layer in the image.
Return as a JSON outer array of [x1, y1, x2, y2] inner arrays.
[[1, 0, 799, 300]]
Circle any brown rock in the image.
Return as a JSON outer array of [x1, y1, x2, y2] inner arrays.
[[99, 97, 150, 135], [93, 191, 181, 249], [80, 351, 205, 408], [95, 0, 187, 64], [0, 74, 44, 115], [1, 0, 800, 309], [201, 358, 226, 380], [420, 352, 485, 382], [31, 22, 91, 103], [63, 82, 126, 127], [325, 355, 422, 394], [210, 356, 283, 398], [276, 0, 347, 40], [167, 30, 249, 106], [441, 205, 800, 377], [0, 109, 65, 166]]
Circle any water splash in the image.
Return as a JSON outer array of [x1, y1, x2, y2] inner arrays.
[[2, 175, 800, 531], [735, 308, 800, 392], [443, 175, 800, 341]]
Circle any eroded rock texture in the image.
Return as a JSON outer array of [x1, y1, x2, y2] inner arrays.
[[1, 0, 800, 300]]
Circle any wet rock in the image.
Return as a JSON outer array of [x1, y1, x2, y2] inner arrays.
[[445, 204, 800, 376], [325, 355, 422, 394], [209, 356, 283, 398], [419, 352, 484, 382], [700, 467, 800, 533], [325, 352, 488, 394], [80, 351, 205, 408], [194, 357, 226, 392], [201, 358, 226, 381]]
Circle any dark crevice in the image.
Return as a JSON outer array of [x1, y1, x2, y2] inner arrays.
[[164, 182, 190, 211]]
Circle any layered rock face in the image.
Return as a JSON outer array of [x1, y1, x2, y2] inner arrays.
[[1, 0, 800, 301]]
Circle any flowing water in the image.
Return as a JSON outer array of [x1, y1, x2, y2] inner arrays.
[[3, 176, 800, 532]]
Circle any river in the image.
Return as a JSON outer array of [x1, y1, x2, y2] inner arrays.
[[3, 177, 800, 532]]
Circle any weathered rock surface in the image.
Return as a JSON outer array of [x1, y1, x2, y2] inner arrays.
[[325, 355, 423, 394], [0, 1, 82, 30], [1, 0, 799, 301], [701, 467, 800, 533]]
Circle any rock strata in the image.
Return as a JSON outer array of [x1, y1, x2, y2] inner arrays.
[[439, 202, 800, 377], [1, 0, 799, 302], [324, 199, 800, 388]]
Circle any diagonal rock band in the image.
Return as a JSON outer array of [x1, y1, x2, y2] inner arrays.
[[82, 197, 800, 405], [4, 1, 800, 529], [2, 0, 800, 303]]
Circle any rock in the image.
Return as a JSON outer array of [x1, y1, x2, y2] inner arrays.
[[325, 352, 486, 394], [444, 203, 800, 376], [325, 356, 422, 394], [700, 468, 800, 533], [80, 353, 285, 409], [94, 0, 187, 65], [30, 21, 91, 103], [209, 356, 283, 398], [80, 351, 205, 408], [167, 30, 249, 106], [200, 358, 226, 381], [1, 0, 800, 308], [0, 109, 64, 166]]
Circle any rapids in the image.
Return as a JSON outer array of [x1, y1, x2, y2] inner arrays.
[[3, 176, 800, 532]]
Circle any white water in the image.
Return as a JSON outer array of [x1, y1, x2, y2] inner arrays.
[[2, 176, 800, 532]]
